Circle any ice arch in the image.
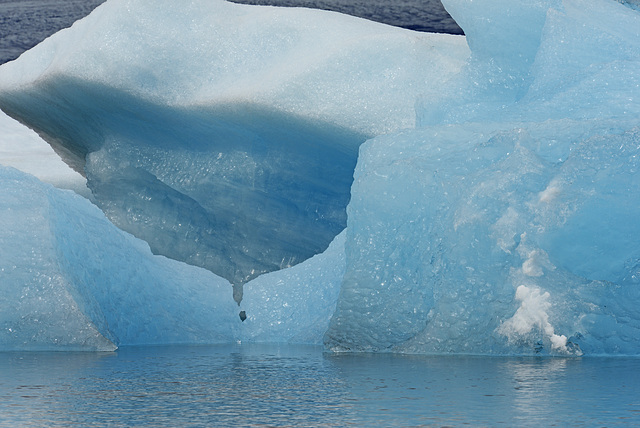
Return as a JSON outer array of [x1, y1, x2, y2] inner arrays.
[[1, 77, 365, 288], [0, 0, 467, 290]]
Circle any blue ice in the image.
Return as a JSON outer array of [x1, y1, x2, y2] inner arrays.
[[0, 0, 639, 355]]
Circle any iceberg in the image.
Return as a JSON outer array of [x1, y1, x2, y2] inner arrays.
[[0, 0, 639, 355]]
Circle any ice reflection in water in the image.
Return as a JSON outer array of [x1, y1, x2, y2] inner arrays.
[[506, 358, 570, 424], [1, 345, 639, 426]]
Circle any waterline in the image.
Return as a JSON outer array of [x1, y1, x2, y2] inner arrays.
[[1, 344, 638, 426]]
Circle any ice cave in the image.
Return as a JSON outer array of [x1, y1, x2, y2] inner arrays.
[[0, 0, 639, 355]]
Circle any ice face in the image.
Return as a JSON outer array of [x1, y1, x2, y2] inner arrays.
[[325, 0, 640, 355], [419, 0, 640, 126], [81, 101, 363, 288], [0, 0, 467, 287], [0, 167, 113, 351], [325, 120, 640, 355], [0, 166, 237, 350]]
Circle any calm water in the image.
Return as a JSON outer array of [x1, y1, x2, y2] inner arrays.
[[1, 344, 639, 427], [229, 0, 462, 34], [0, 0, 106, 64]]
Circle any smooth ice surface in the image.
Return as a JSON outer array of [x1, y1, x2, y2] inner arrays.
[[0, 0, 467, 286], [325, 0, 640, 355], [0, 166, 237, 350], [418, 0, 640, 126]]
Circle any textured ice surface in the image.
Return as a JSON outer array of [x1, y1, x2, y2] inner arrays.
[[325, 0, 640, 355], [0, 168, 113, 351], [0, 166, 237, 350], [1, 0, 639, 355], [618, 0, 640, 11], [239, 230, 345, 344], [325, 121, 640, 355], [0, 0, 467, 286]]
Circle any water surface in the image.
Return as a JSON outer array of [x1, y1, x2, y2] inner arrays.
[[229, 0, 462, 34], [1, 344, 638, 426], [0, 0, 106, 64]]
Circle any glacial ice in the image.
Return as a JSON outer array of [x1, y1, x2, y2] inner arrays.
[[240, 230, 345, 345], [0, 165, 238, 350], [325, 120, 640, 356], [0, 0, 639, 355], [0, 0, 467, 287], [325, 0, 640, 355]]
